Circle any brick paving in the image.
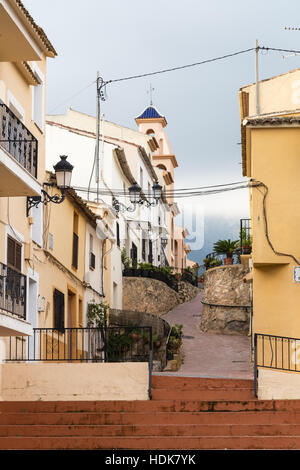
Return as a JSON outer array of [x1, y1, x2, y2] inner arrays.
[[159, 291, 253, 379]]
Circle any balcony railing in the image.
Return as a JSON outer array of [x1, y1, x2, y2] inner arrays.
[[0, 101, 38, 178], [240, 218, 252, 255], [0, 262, 26, 320]]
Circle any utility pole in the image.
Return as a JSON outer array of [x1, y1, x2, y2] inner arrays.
[[95, 72, 107, 203], [255, 39, 260, 116], [95, 71, 100, 202]]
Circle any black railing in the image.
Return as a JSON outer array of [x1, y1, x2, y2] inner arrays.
[[123, 267, 178, 292], [7, 326, 153, 398], [0, 101, 38, 178], [254, 333, 300, 397], [6, 326, 152, 362], [240, 218, 251, 255], [0, 262, 26, 319]]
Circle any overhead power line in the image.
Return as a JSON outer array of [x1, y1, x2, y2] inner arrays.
[[48, 45, 300, 112], [73, 180, 257, 200], [107, 48, 256, 84]]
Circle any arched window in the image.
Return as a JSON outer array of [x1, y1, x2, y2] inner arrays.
[[156, 164, 167, 171], [146, 129, 155, 136]]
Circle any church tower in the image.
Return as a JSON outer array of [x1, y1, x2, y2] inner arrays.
[[135, 105, 178, 203]]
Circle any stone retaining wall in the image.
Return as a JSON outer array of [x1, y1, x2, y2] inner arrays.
[[199, 264, 251, 335], [123, 277, 199, 315]]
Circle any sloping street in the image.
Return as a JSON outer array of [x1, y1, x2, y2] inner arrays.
[[160, 292, 253, 379]]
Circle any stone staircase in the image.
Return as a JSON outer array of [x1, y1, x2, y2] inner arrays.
[[1, 375, 300, 449]]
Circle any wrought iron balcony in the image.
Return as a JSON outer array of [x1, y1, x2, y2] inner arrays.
[[240, 218, 252, 255], [0, 262, 26, 320], [0, 101, 38, 178]]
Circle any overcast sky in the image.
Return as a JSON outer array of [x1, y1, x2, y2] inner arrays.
[[22, 0, 300, 221]]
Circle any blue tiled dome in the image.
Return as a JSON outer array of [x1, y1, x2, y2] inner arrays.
[[136, 106, 164, 120]]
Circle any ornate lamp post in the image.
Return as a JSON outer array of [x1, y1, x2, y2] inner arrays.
[[27, 155, 74, 216]]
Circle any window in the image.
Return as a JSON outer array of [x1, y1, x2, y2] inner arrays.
[[116, 222, 120, 247], [7, 236, 22, 271], [89, 234, 95, 270], [142, 238, 146, 261], [131, 242, 138, 262], [53, 288, 65, 330], [148, 240, 153, 264]]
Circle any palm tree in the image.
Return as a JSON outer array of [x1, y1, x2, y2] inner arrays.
[[213, 239, 239, 259]]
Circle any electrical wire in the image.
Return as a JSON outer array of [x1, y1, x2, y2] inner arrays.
[[252, 180, 300, 265], [48, 45, 300, 112], [107, 48, 256, 84], [73, 180, 250, 197]]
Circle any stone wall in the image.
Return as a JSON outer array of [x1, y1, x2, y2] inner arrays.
[[199, 265, 251, 335], [109, 308, 171, 370], [123, 277, 199, 315], [123, 277, 180, 315], [178, 281, 200, 304]]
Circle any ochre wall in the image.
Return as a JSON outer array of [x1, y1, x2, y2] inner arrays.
[[250, 127, 300, 338], [0, 362, 149, 401]]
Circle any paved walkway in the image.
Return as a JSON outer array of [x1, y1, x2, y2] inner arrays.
[[159, 292, 253, 379]]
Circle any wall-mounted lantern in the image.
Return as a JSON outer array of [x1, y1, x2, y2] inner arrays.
[[27, 155, 74, 216]]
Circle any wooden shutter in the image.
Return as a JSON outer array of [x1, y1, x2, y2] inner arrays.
[[72, 232, 78, 269], [7, 236, 22, 271], [54, 289, 64, 330]]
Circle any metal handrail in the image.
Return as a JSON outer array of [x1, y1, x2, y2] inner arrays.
[[6, 325, 153, 398], [254, 332, 300, 398]]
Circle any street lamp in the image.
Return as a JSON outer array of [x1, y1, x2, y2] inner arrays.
[[26, 155, 74, 216], [145, 181, 162, 207], [113, 180, 163, 213]]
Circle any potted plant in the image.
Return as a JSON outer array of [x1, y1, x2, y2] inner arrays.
[[213, 239, 239, 265], [210, 258, 222, 268], [203, 255, 215, 269], [152, 334, 161, 349], [240, 228, 252, 254], [129, 329, 141, 342]]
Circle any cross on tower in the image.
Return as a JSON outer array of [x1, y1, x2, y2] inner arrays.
[[147, 83, 155, 106]]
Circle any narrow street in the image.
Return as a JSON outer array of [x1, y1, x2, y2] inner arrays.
[[160, 292, 253, 379]]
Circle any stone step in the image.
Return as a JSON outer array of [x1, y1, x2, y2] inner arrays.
[[1, 400, 299, 415], [1, 410, 300, 426], [1, 423, 300, 438], [151, 388, 254, 401], [151, 375, 254, 390], [1, 435, 300, 450]]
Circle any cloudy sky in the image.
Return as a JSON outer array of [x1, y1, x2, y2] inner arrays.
[[23, 0, 300, 223]]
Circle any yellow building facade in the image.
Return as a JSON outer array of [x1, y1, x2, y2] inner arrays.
[[0, 0, 56, 340], [239, 68, 300, 398]]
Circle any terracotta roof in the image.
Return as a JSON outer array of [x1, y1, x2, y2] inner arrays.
[[113, 148, 136, 184], [14, 0, 57, 57], [244, 116, 300, 126], [66, 188, 100, 227], [14, 61, 41, 85], [137, 146, 158, 181]]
